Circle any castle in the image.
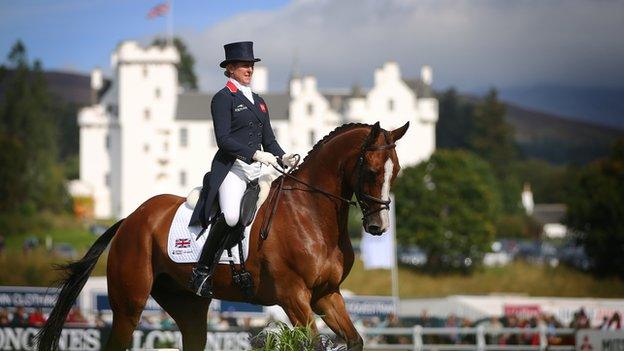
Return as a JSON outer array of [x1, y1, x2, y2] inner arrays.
[[76, 41, 438, 219]]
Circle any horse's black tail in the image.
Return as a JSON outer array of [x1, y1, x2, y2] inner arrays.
[[36, 219, 124, 351]]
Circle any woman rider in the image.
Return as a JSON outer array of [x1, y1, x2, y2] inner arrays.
[[189, 41, 297, 297]]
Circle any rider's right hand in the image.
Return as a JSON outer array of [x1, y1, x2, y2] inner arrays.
[[253, 150, 279, 168]]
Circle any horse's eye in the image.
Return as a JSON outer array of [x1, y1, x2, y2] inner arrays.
[[365, 167, 377, 180]]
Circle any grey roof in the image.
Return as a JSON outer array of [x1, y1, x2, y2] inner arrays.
[[532, 204, 567, 224], [175, 92, 290, 120], [404, 78, 434, 98]]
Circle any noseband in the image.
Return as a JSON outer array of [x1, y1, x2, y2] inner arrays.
[[355, 142, 396, 220]]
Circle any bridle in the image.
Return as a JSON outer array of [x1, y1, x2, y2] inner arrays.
[[260, 134, 396, 239], [354, 141, 396, 220]]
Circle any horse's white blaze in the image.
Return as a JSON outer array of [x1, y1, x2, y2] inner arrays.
[[380, 158, 394, 231]]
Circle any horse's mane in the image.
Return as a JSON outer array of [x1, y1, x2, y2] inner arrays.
[[297, 122, 372, 168]]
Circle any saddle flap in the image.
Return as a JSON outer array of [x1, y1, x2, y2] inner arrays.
[[240, 179, 260, 227]]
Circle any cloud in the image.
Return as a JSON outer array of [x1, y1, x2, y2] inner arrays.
[[182, 0, 624, 92]]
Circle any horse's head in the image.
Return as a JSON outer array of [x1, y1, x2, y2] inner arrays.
[[355, 121, 409, 235]]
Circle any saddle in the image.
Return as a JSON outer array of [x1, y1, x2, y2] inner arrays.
[[201, 179, 260, 298]]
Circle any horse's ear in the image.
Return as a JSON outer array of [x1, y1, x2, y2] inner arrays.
[[391, 122, 410, 142], [365, 122, 381, 147]]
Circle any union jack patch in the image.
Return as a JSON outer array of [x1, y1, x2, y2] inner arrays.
[[175, 238, 191, 248], [260, 103, 267, 113]]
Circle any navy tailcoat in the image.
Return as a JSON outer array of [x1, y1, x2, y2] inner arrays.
[[189, 81, 285, 228]]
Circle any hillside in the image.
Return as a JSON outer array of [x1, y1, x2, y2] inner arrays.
[[457, 92, 624, 165], [505, 102, 624, 164]]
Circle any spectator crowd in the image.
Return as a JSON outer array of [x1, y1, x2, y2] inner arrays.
[[0, 304, 622, 348]]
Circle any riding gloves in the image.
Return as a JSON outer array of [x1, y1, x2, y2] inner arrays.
[[282, 153, 298, 168], [253, 150, 279, 168]]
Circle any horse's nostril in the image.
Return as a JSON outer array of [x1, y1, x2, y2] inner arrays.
[[368, 225, 381, 234]]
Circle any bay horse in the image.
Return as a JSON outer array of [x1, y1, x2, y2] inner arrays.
[[37, 121, 409, 351]]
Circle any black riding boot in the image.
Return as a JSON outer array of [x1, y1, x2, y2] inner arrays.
[[189, 214, 230, 297]]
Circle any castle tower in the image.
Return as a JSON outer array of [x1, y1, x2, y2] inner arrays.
[[112, 41, 179, 217]]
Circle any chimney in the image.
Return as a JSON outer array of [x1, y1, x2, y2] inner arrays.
[[91, 67, 103, 104]]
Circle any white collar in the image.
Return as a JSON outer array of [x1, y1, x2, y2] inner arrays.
[[229, 78, 252, 93]]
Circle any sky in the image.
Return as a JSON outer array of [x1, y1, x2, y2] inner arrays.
[[1, 0, 623, 93]]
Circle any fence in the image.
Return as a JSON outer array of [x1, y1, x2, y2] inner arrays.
[[321, 326, 577, 351]]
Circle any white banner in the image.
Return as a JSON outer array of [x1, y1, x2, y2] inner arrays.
[[360, 194, 396, 270], [576, 329, 624, 351]]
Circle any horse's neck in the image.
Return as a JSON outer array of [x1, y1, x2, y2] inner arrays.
[[296, 139, 359, 201]]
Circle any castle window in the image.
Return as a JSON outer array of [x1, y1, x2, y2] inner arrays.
[[180, 171, 187, 187], [105, 172, 110, 186], [309, 130, 315, 146], [144, 108, 150, 120], [388, 99, 395, 111], [180, 128, 188, 147], [163, 142, 169, 152], [144, 144, 150, 153], [307, 103, 314, 115], [143, 65, 148, 78], [155, 88, 161, 99], [105, 134, 110, 150]]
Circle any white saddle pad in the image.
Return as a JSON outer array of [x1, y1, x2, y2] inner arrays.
[[167, 202, 251, 264], [167, 166, 282, 264]]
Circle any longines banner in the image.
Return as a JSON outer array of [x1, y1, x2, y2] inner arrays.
[[0, 327, 252, 351]]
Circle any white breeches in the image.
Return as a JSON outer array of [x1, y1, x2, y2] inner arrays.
[[218, 160, 262, 227]]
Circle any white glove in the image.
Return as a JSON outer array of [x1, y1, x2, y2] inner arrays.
[[282, 153, 298, 168], [253, 150, 279, 168]]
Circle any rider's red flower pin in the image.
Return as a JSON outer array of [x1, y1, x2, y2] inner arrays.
[[260, 103, 267, 113]]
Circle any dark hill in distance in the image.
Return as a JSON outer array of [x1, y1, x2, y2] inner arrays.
[[456, 92, 624, 165], [505, 101, 624, 164]]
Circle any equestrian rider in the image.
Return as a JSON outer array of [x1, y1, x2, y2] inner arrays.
[[189, 41, 297, 297]]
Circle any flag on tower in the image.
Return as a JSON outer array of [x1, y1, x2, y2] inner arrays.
[[147, 2, 170, 19]]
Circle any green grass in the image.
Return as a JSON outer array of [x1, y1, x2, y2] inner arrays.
[[3, 213, 100, 251], [342, 258, 624, 298]]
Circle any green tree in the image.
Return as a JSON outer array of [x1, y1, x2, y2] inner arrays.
[[152, 37, 198, 91], [436, 88, 475, 150], [565, 139, 624, 277], [394, 150, 502, 272], [469, 89, 522, 213], [0, 41, 68, 234]]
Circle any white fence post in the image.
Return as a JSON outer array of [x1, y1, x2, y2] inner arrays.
[[413, 325, 423, 351], [539, 324, 548, 351], [476, 325, 486, 351]]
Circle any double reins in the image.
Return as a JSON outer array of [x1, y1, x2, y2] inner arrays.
[[259, 139, 396, 240]]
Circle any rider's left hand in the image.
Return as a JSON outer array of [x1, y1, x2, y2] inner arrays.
[[281, 153, 298, 168]]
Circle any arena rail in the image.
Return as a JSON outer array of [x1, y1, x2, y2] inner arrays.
[[321, 326, 577, 351]]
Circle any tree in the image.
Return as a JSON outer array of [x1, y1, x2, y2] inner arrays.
[[0, 40, 68, 234], [152, 37, 198, 91], [565, 139, 624, 277], [436, 88, 475, 150], [394, 150, 502, 272]]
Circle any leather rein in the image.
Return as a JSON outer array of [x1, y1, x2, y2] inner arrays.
[[260, 141, 396, 239]]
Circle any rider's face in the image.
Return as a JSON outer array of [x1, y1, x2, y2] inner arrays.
[[228, 62, 254, 86]]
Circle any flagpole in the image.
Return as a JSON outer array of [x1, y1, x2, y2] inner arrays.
[[166, 0, 174, 46], [390, 194, 399, 303]]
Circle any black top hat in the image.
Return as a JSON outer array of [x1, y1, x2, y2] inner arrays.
[[220, 41, 261, 68]]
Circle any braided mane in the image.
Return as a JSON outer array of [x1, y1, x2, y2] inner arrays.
[[298, 123, 372, 166]]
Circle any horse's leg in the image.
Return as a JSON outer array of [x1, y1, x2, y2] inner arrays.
[[103, 218, 155, 351], [151, 274, 210, 351], [282, 287, 315, 327], [313, 291, 364, 351], [104, 258, 153, 350]]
